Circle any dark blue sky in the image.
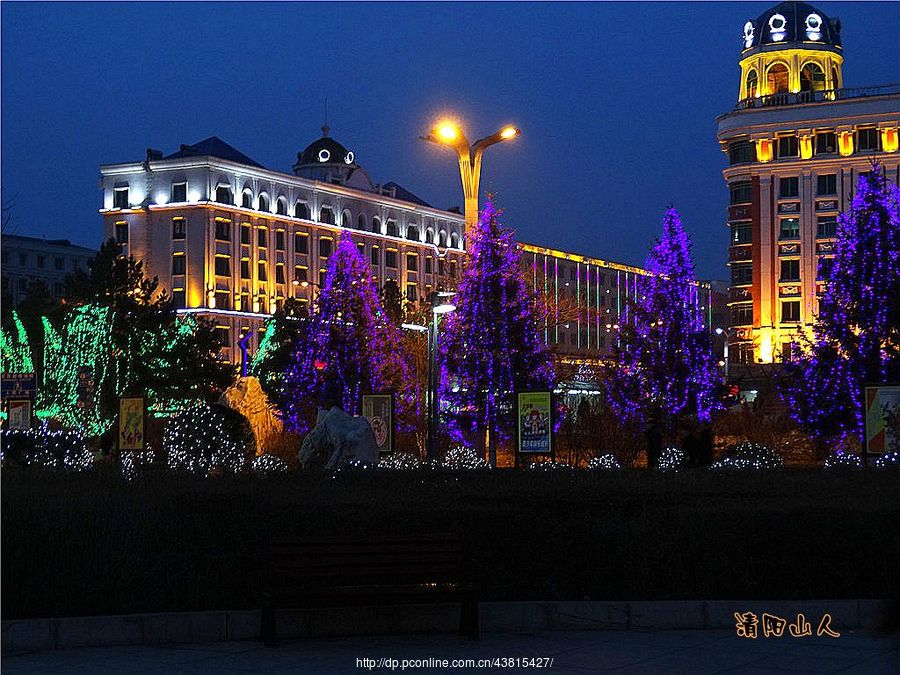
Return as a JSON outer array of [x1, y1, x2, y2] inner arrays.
[[2, 2, 897, 280]]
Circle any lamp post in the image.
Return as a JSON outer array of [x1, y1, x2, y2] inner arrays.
[[402, 291, 456, 463], [420, 121, 520, 232], [714, 327, 731, 380]]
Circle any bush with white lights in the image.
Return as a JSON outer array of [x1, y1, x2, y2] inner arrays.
[[442, 446, 491, 470], [710, 442, 783, 472], [823, 450, 863, 470], [164, 403, 253, 477], [378, 452, 421, 470], [874, 451, 900, 468], [658, 446, 685, 473], [1, 426, 92, 471], [587, 453, 622, 471], [251, 453, 289, 476]]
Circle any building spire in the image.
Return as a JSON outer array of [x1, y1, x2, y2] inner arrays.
[[322, 98, 330, 137]]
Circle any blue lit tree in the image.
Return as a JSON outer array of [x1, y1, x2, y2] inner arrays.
[[437, 199, 554, 464], [605, 207, 720, 432], [282, 232, 411, 433], [779, 166, 900, 445]]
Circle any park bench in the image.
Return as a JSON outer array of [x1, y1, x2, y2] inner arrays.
[[261, 533, 479, 645]]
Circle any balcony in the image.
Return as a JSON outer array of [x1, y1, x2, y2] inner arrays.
[[734, 83, 899, 110]]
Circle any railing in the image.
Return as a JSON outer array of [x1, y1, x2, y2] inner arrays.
[[734, 83, 899, 110]]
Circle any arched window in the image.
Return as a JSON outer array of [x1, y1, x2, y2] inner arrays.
[[372, 216, 381, 233], [745, 69, 758, 98], [766, 63, 789, 95], [215, 185, 232, 204], [406, 226, 419, 241], [438, 231, 447, 248], [450, 232, 460, 249], [258, 193, 270, 212], [294, 202, 309, 219], [341, 209, 352, 227], [319, 206, 334, 224], [832, 67, 840, 90], [425, 228, 435, 244], [386, 220, 399, 237], [800, 62, 825, 92], [357, 214, 367, 230], [242, 191, 253, 208], [276, 197, 287, 215]]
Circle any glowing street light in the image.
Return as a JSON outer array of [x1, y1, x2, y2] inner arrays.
[[714, 327, 731, 380], [420, 119, 521, 232]]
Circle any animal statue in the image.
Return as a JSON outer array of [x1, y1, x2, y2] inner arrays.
[[220, 376, 283, 456], [298, 405, 379, 470]]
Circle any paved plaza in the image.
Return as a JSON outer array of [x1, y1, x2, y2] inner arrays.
[[3, 628, 896, 674]]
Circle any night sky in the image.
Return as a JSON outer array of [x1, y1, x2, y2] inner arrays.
[[2, 2, 897, 280]]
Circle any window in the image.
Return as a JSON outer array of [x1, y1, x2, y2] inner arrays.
[[406, 283, 417, 302], [172, 289, 186, 309], [294, 202, 309, 219], [275, 230, 285, 250], [215, 290, 231, 311], [731, 222, 752, 244], [215, 326, 231, 347], [54, 257, 64, 271], [735, 343, 754, 365], [115, 221, 128, 243], [386, 220, 399, 237], [172, 254, 186, 275], [242, 192, 253, 209], [406, 253, 418, 272], [258, 194, 269, 212], [800, 63, 825, 92], [407, 226, 419, 241], [241, 224, 251, 245], [818, 257, 834, 280], [172, 217, 186, 239], [319, 269, 327, 286], [729, 181, 752, 204], [319, 207, 334, 224], [357, 242, 365, 257], [781, 300, 801, 323], [214, 256, 230, 277], [449, 260, 457, 277], [215, 218, 231, 241], [319, 238, 332, 258], [257, 262, 267, 281], [778, 177, 799, 199], [357, 214, 367, 230], [372, 217, 381, 234], [731, 264, 752, 285], [425, 229, 434, 244], [36, 255, 45, 269], [215, 185, 232, 204], [385, 250, 397, 268], [780, 259, 800, 281], [275, 265, 285, 284], [276, 199, 287, 216], [731, 304, 752, 325], [745, 69, 758, 98], [425, 257, 433, 274], [858, 128, 879, 152], [816, 132, 836, 154], [341, 210, 351, 227], [730, 140, 754, 164], [257, 228, 267, 248], [294, 233, 308, 254], [779, 217, 800, 240], [370, 246, 380, 266], [294, 266, 308, 283], [171, 182, 187, 202], [114, 187, 129, 209], [19, 253, 27, 265], [241, 259, 251, 279], [777, 135, 798, 158], [766, 63, 789, 94], [816, 174, 836, 195], [816, 215, 837, 238]]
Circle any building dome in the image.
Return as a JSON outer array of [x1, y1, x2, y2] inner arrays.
[[295, 127, 359, 168], [742, 2, 841, 53], [292, 126, 373, 190]]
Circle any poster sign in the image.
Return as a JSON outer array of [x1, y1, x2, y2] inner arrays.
[[1, 372, 36, 399], [864, 385, 900, 454], [362, 393, 393, 454], [517, 392, 553, 454], [6, 399, 33, 430], [118, 396, 146, 451]]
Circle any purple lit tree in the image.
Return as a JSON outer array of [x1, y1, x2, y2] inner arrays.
[[282, 232, 411, 433], [437, 199, 554, 464], [779, 166, 900, 446], [605, 207, 720, 432]]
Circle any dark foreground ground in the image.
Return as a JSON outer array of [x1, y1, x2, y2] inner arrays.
[[2, 468, 898, 619], [3, 629, 897, 674]]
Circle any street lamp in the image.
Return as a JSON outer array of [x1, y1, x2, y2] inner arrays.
[[420, 120, 520, 232], [402, 291, 456, 463], [714, 327, 731, 380]]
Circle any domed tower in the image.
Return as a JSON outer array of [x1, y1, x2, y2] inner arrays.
[[292, 126, 374, 191], [738, 1, 843, 102]]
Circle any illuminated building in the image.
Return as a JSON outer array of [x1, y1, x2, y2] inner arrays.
[[717, 1, 900, 364], [101, 132, 709, 365]]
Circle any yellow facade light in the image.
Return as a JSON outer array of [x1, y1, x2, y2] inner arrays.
[[758, 330, 774, 364], [799, 135, 813, 160], [838, 131, 854, 157], [881, 127, 899, 153], [755, 138, 774, 163]]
